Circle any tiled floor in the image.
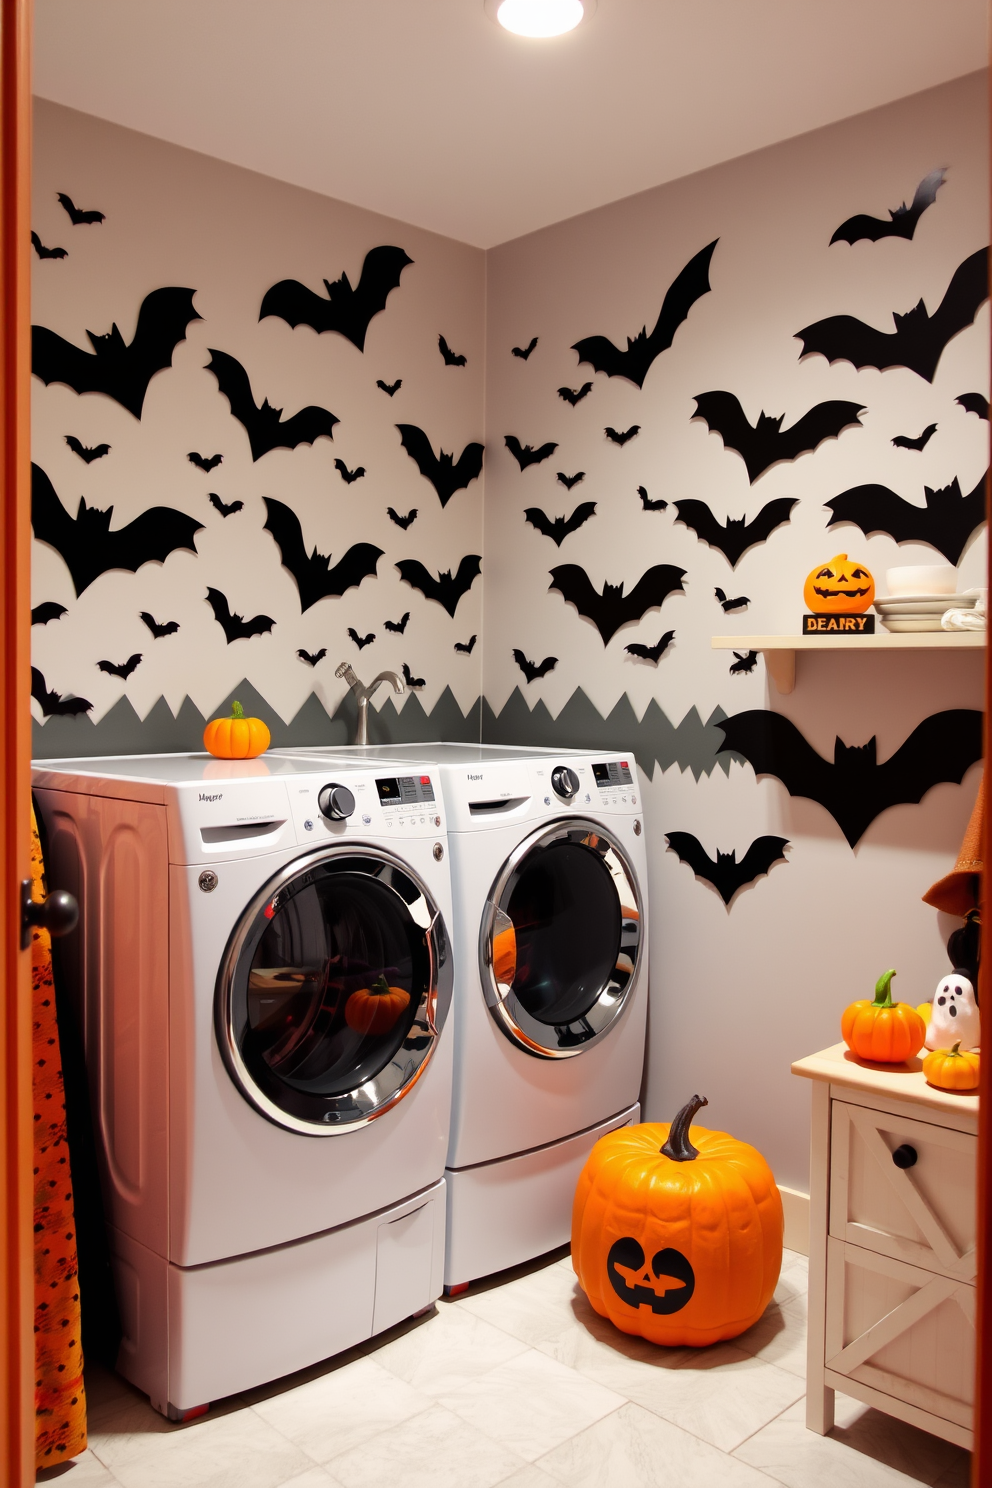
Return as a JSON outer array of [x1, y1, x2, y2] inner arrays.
[[42, 1246, 971, 1488]]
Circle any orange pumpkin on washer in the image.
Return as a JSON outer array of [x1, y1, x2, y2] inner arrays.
[[803, 554, 875, 614], [345, 975, 410, 1035]]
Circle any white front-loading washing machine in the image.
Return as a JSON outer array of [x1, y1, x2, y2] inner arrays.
[[32, 751, 454, 1415], [278, 744, 648, 1288]]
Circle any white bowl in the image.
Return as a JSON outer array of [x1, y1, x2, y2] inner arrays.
[[884, 565, 957, 596]]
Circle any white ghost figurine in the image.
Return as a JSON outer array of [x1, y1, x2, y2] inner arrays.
[[925, 970, 981, 1052]]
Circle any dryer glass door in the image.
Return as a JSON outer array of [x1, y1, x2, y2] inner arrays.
[[481, 819, 641, 1058], [217, 847, 450, 1134]]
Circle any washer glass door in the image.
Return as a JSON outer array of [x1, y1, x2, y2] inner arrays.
[[481, 820, 640, 1058], [217, 847, 450, 1134]]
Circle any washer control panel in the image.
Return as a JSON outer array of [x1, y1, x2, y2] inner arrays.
[[530, 755, 638, 815], [375, 773, 439, 833], [287, 769, 443, 843]]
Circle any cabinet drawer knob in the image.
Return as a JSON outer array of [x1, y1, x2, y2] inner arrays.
[[892, 1144, 918, 1169]]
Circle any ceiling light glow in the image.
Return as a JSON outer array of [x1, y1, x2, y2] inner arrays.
[[495, 0, 587, 38]]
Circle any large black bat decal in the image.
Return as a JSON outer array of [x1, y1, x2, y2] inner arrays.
[[32, 287, 201, 419], [524, 502, 596, 546], [830, 168, 946, 245], [262, 498, 382, 613], [665, 832, 790, 906], [825, 471, 986, 565], [396, 424, 484, 507], [395, 555, 481, 617], [573, 239, 718, 388], [691, 393, 864, 483], [258, 245, 412, 351], [673, 497, 797, 568], [795, 247, 989, 383], [31, 463, 203, 596], [206, 350, 339, 461], [717, 709, 983, 848], [549, 563, 685, 644]]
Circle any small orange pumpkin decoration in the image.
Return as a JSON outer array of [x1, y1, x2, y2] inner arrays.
[[572, 1095, 783, 1348], [922, 1040, 980, 1092], [344, 975, 410, 1036], [203, 700, 271, 759], [841, 969, 926, 1063], [803, 553, 875, 614]]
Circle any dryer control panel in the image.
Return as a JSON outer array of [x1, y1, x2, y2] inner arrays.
[[530, 755, 639, 816], [287, 769, 444, 845]]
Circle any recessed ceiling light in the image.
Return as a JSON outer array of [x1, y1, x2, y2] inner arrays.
[[485, 0, 595, 39]]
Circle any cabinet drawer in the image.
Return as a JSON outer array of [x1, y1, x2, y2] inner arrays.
[[829, 1100, 976, 1281], [825, 1237, 974, 1434]]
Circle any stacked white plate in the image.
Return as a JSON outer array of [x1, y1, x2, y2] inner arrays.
[[874, 593, 978, 632]]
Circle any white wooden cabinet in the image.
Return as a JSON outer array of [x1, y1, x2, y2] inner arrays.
[[793, 1043, 978, 1450]]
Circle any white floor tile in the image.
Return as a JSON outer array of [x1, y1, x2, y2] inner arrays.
[[327, 1402, 527, 1488], [251, 1355, 432, 1465], [105, 1407, 313, 1488], [492, 1468, 562, 1488], [85, 1382, 246, 1471], [456, 1263, 587, 1350], [374, 1300, 528, 1396], [274, 1470, 347, 1488], [37, 1446, 119, 1484], [633, 1341, 805, 1451], [735, 1297, 808, 1379]]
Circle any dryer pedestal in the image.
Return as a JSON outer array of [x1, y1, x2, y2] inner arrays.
[[444, 1106, 638, 1289]]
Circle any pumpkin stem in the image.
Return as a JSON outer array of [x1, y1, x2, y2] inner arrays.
[[950, 1040, 962, 1055], [661, 1094, 709, 1162], [230, 700, 246, 719], [873, 969, 897, 1008], [370, 974, 390, 996]]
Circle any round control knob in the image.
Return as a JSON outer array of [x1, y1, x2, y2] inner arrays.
[[551, 766, 580, 800], [318, 783, 356, 820]]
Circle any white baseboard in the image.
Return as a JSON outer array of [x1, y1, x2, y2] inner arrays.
[[779, 1186, 809, 1256]]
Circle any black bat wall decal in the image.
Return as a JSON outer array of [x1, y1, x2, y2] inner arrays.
[[57, 192, 105, 226], [262, 498, 383, 612], [512, 337, 538, 360], [31, 667, 92, 717], [638, 486, 667, 511], [455, 634, 477, 653], [377, 378, 402, 396], [625, 631, 674, 663], [524, 502, 597, 545], [692, 393, 864, 482], [825, 471, 986, 565], [97, 654, 142, 680], [674, 497, 797, 568], [33, 287, 201, 418], [573, 239, 718, 388], [512, 650, 558, 682], [298, 648, 327, 667], [140, 612, 179, 638], [439, 335, 467, 367], [957, 392, 989, 420], [605, 425, 640, 446], [209, 494, 244, 517], [396, 424, 484, 506], [384, 612, 410, 633], [505, 435, 557, 470], [32, 463, 203, 596], [549, 563, 686, 644], [715, 587, 749, 612], [31, 232, 67, 260], [558, 382, 592, 406], [31, 602, 67, 626], [188, 451, 223, 471], [259, 246, 412, 351], [892, 424, 937, 451], [206, 350, 339, 460], [395, 555, 481, 617], [666, 832, 790, 906], [558, 471, 585, 490], [402, 663, 425, 688], [730, 649, 759, 675], [335, 458, 366, 483], [65, 435, 110, 463], [387, 507, 418, 529], [205, 587, 275, 643], [830, 168, 946, 245], [348, 628, 375, 649], [796, 247, 989, 383]]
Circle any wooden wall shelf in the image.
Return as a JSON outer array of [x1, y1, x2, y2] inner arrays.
[[712, 632, 986, 694]]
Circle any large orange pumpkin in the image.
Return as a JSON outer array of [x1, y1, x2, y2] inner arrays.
[[203, 700, 271, 759], [803, 554, 875, 614], [840, 969, 926, 1063], [344, 975, 410, 1035], [572, 1095, 783, 1347]]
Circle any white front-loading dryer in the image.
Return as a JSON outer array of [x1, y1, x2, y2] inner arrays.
[[32, 751, 453, 1415]]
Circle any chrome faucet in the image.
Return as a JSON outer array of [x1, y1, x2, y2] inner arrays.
[[335, 663, 406, 746]]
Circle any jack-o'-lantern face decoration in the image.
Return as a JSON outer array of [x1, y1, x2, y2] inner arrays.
[[803, 553, 874, 614]]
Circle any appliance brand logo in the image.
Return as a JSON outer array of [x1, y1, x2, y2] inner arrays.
[[199, 792, 223, 802], [467, 773, 484, 781]]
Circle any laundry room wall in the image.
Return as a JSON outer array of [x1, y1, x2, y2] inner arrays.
[[481, 71, 989, 1196], [30, 100, 486, 757]]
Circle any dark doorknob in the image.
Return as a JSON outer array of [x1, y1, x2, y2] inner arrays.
[[21, 880, 79, 950], [892, 1143, 918, 1169]]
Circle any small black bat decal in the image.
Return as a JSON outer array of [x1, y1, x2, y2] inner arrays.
[[557, 471, 585, 490], [32, 463, 203, 596], [206, 349, 339, 461], [717, 708, 983, 848], [139, 612, 180, 638], [387, 507, 418, 529], [262, 497, 383, 612], [830, 168, 946, 246], [638, 486, 667, 511], [209, 493, 244, 517], [348, 628, 375, 649], [505, 435, 558, 470], [439, 335, 467, 366], [730, 649, 759, 675], [65, 435, 110, 463], [573, 240, 718, 388], [605, 425, 640, 446], [825, 471, 986, 565], [524, 501, 597, 546], [957, 392, 989, 421], [395, 555, 481, 617], [674, 497, 798, 569], [455, 634, 477, 653], [795, 247, 989, 383], [715, 588, 749, 613], [31, 667, 92, 717], [377, 378, 402, 396], [259, 246, 412, 351], [335, 458, 366, 484], [512, 337, 538, 360], [402, 662, 425, 688], [188, 451, 223, 472], [31, 232, 67, 260], [32, 287, 201, 419], [31, 602, 67, 626], [558, 382, 593, 406], [625, 631, 675, 664], [666, 831, 790, 906], [549, 563, 686, 644], [205, 587, 275, 643], [297, 648, 327, 667], [692, 393, 864, 483], [57, 192, 105, 226], [97, 654, 142, 680], [891, 423, 937, 452], [512, 650, 557, 682], [396, 424, 484, 506], [384, 612, 410, 633]]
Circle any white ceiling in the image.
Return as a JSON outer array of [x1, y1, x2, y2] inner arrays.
[[33, 0, 987, 248]]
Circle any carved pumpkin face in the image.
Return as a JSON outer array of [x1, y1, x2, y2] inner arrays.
[[803, 554, 875, 614]]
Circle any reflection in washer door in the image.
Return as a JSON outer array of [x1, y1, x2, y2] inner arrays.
[[217, 850, 450, 1134]]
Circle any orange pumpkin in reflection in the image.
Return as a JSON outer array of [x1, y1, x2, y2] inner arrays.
[[803, 554, 874, 614], [493, 926, 517, 985], [344, 976, 410, 1036]]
